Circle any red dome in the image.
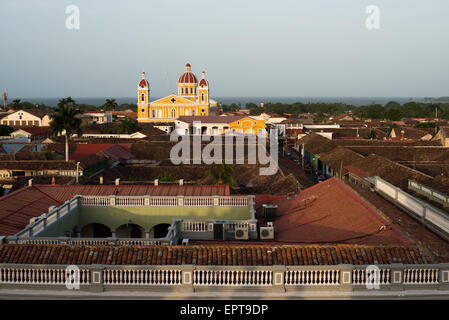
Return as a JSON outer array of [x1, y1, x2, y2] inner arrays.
[[199, 78, 208, 87], [139, 79, 149, 87], [178, 72, 198, 84]]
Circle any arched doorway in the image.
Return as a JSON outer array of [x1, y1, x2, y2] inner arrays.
[[116, 223, 145, 238], [81, 223, 112, 238], [152, 223, 171, 238]]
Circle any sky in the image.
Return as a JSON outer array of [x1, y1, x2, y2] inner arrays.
[[0, 0, 448, 99]]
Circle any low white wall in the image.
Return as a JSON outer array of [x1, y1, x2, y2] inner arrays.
[[375, 176, 449, 239]]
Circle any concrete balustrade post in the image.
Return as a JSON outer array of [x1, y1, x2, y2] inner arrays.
[[89, 265, 104, 293], [144, 196, 150, 206], [390, 264, 404, 291], [339, 265, 353, 292], [439, 263, 449, 291], [109, 196, 115, 206], [178, 196, 184, 207], [213, 196, 219, 206], [272, 265, 286, 292], [181, 265, 194, 292]]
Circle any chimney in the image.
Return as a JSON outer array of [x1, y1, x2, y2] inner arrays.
[[154, 179, 159, 186], [28, 178, 33, 186], [99, 176, 103, 185], [179, 179, 184, 186], [202, 70, 205, 79], [142, 71, 145, 79], [115, 178, 120, 186]]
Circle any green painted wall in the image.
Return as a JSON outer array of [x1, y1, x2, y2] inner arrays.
[[79, 206, 251, 231], [36, 208, 81, 237]]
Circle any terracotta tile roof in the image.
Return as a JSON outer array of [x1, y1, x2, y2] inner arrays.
[[255, 178, 410, 245], [12, 126, 50, 135], [0, 244, 431, 265], [0, 160, 78, 170], [72, 143, 132, 160], [318, 146, 364, 170], [101, 145, 134, 161], [0, 186, 62, 235], [297, 132, 335, 154], [344, 165, 370, 178]]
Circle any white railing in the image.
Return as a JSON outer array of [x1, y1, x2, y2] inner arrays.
[[103, 268, 182, 285], [181, 220, 210, 232], [224, 222, 250, 233], [219, 197, 248, 206], [352, 268, 391, 285], [80, 195, 249, 207], [285, 269, 340, 286], [184, 197, 213, 206], [193, 269, 272, 286], [0, 267, 90, 285], [403, 268, 439, 284], [15, 197, 80, 238]]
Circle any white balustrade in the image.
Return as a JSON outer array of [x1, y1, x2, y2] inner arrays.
[[193, 269, 272, 286], [0, 267, 90, 285], [352, 269, 391, 285], [103, 269, 182, 285], [403, 268, 439, 284], [285, 269, 340, 286]]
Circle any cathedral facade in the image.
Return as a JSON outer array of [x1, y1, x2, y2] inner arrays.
[[137, 63, 214, 122]]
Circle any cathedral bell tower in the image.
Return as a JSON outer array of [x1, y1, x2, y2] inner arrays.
[[137, 72, 150, 120], [198, 70, 209, 116]]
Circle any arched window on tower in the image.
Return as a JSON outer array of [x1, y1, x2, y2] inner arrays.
[[190, 88, 193, 94], [141, 93, 145, 102], [171, 108, 176, 119], [201, 93, 205, 102]]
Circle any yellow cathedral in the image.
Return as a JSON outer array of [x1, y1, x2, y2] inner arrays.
[[137, 63, 215, 122]]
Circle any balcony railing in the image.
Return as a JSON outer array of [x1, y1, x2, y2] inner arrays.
[[1, 264, 448, 295]]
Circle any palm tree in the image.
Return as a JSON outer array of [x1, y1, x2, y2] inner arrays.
[[104, 98, 118, 111], [49, 97, 82, 161], [207, 164, 235, 186], [119, 116, 139, 134]]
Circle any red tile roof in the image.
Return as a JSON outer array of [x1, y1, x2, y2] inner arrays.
[[344, 165, 370, 178], [0, 244, 431, 265], [255, 178, 410, 245], [101, 145, 134, 161], [72, 143, 132, 160], [0, 184, 230, 236]]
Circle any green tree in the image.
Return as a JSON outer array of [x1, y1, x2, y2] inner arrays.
[[366, 130, 378, 140], [49, 97, 82, 161], [11, 99, 21, 110], [119, 116, 139, 134], [385, 109, 403, 121], [315, 112, 325, 123], [0, 125, 14, 136], [103, 98, 118, 111], [207, 164, 235, 186]]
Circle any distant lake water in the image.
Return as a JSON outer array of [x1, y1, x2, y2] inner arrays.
[[15, 96, 428, 108]]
